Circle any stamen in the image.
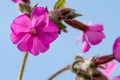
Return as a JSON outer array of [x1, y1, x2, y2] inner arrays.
[[30, 28, 37, 36]]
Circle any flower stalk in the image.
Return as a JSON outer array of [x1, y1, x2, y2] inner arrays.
[[48, 65, 70, 80], [17, 52, 28, 80]]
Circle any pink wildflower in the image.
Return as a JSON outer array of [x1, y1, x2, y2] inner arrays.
[[113, 37, 120, 62], [77, 23, 105, 52], [10, 7, 59, 56]]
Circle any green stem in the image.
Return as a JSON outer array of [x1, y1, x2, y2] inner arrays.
[[48, 65, 70, 80], [17, 52, 28, 80]]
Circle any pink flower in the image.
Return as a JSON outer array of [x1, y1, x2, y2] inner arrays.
[[10, 7, 59, 56], [113, 37, 120, 62], [77, 23, 105, 52], [100, 61, 120, 80]]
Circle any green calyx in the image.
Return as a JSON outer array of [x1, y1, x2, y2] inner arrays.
[[18, 3, 31, 15]]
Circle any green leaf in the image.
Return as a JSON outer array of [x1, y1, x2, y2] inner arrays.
[[50, 16, 67, 33], [54, 0, 66, 10]]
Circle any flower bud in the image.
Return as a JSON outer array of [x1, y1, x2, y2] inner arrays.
[[49, 8, 81, 20], [94, 54, 114, 67]]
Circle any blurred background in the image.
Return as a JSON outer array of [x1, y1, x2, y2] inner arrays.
[[0, 0, 120, 80]]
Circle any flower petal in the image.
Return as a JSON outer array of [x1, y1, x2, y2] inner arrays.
[[86, 31, 104, 45], [113, 37, 120, 52], [87, 23, 103, 31], [31, 7, 48, 28], [38, 30, 58, 44], [113, 37, 120, 62], [29, 37, 49, 56], [114, 45, 120, 62], [43, 20, 59, 33], [17, 34, 31, 52], [10, 32, 27, 44], [82, 34, 91, 52], [11, 14, 31, 35], [113, 44, 120, 62], [76, 34, 83, 44], [12, 0, 21, 3], [100, 61, 117, 78], [112, 76, 120, 80]]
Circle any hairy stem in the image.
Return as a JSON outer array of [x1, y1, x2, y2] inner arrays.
[[48, 65, 70, 80], [17, 52, 28, 80]]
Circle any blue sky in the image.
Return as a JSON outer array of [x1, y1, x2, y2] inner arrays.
[[0, 0, 120, 80]]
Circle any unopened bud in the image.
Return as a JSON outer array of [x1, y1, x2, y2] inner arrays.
[[59, 8, 82, 19], [49, 8, 81, 20], [94, 54, 114, 67]]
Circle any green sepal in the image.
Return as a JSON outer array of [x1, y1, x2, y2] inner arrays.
[[50, 16, 67, 34], [18, 3, 31, 15], [58, 8, 82, 19], [32, 3, 38, 9], [54, 0, 66, 10], [66, 12, 82, 19], [45, 6, 49, 13]]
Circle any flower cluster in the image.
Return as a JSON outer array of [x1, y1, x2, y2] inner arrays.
[[11, 0, 107, 55], [10, 0, 120, 80]]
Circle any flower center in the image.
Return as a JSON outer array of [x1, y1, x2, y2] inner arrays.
[[30, 28, 37, 36]]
